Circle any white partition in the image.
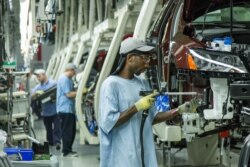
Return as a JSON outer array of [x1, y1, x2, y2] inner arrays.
[[75, 34, 102, 145], [94, 6, 131, 121]]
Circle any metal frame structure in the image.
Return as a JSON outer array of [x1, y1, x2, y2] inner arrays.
[[33, 0, 162, 145]]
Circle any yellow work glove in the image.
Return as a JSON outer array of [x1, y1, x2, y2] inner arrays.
[[134, 92, 158, 112], [36, 90, 44, 95], [82, 87, 88, 94], [190, 98, 200, 112], [177, 98, 201, 114]]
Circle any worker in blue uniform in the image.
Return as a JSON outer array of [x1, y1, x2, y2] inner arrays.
[[57, 63, 78, 157], [31, 69, 61, 150], [98, 37, 199, 167]]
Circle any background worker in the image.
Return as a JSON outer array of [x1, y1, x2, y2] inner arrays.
[[98, 37, 200, 167], [22, 68, 41, 120], [56, 63, 78, 157], [31, 69, 61, 150]]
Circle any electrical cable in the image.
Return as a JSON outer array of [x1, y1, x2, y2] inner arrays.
[[221, 79, 230, 125], [230, 0, 233, 38], [140, 110, 148, 167], [157, 0, 175, 82], [23, 115, 37, 139], [200, 2, 214, 36]]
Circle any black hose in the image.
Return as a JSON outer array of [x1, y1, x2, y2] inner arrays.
[[140, 110, 148, 167], [230, 0, 233, 38]]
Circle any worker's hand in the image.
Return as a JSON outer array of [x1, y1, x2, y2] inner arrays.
[[189, 98, 200, 112], [134, 91, 158, 112], [36, 90, 44, 95], [177, 98, 201, 114], [82, 87, 88, 94]]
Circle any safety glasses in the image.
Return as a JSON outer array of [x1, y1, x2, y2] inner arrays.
[[131, 52, 157, 63]]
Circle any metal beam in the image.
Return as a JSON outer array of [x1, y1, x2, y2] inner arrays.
[[93, 19, 116, 35], [77, 0, 83, 32], [69, 0, 74, 36], [46, 55, 54, 77], [73, 41, 85, 66], [75, 33, 102, 145], [63, 0, 69, 47], [96, 0, 103, 22], [133, 0, 158, 40], [89, 0, 96, 32], [94, 5, 131, 120], [83, 0, 89, 28]]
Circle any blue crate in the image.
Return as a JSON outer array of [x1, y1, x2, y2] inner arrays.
[[3, 147, 19, 155], [19, 148, 33, 161]]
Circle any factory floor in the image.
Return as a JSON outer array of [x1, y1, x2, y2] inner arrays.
[[33, 117, 240, 167]]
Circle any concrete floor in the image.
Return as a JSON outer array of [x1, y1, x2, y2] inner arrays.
[[33, 118, 241, 167]]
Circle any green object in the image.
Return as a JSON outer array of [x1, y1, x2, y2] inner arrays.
[[34, 154, 50, 160], [2, 61, 16, 69]]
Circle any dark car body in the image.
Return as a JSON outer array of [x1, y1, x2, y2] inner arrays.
[[147, 0, 250, 102], [147, 0, 250, 165]]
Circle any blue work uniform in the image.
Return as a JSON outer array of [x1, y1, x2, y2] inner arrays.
[[56, 74, 76, 155], [56, 75, 75, 113], [31, 79, 61, 145], [31, 79, 57, 116], [99, 75, 158, 167]]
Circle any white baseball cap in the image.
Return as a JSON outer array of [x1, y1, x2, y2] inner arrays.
[[112, 37, 155, 75], [34, 69, 46, 75], [65, 63, 78, 72], [119, 37, 155, 55]]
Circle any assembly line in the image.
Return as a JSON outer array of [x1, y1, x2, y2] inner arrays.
[[0, 0, 250, 167]]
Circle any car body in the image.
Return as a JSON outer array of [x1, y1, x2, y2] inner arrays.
[[147, 0, 250, 165], [147, 0, 250, 113]]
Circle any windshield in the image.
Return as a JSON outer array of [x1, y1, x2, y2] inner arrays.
[[193, 5, 250, 23]]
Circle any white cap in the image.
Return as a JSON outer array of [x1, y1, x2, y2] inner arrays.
[[65, 63, 78, 72], [34, 69, 46, 75], [119, 37, 155, 55]]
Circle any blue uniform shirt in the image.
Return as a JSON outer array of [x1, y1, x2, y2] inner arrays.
[[99, 75, 158, 167], [31, 79, 57, 116], [56, 74, 75, 113]]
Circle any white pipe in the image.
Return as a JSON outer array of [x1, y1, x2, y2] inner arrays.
[[89, 0, 96, 31], [75, 34, 102, 145], [94, 6, 131, 122], [83, 0, 89, 28], [133, 0, 158, 40], [163, 92, 198, 96], [57, 44, 74, 78], [105, 0, 112, 19], [52, 57, 61, 79], [54, 52, 65, 79], [77, 0, 83, 31], [56, 15, 63, 51], [63, 0, 69, 46], [69, 0, 74, 36], [96, 0, 103, 22], [46, 57, 53, 77], [58, 0, 62, 12], [73, 42, 85, 66]]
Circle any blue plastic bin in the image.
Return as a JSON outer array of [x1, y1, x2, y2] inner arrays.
[[19, 148, 33, 161], [3, 147, 19, 155]]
